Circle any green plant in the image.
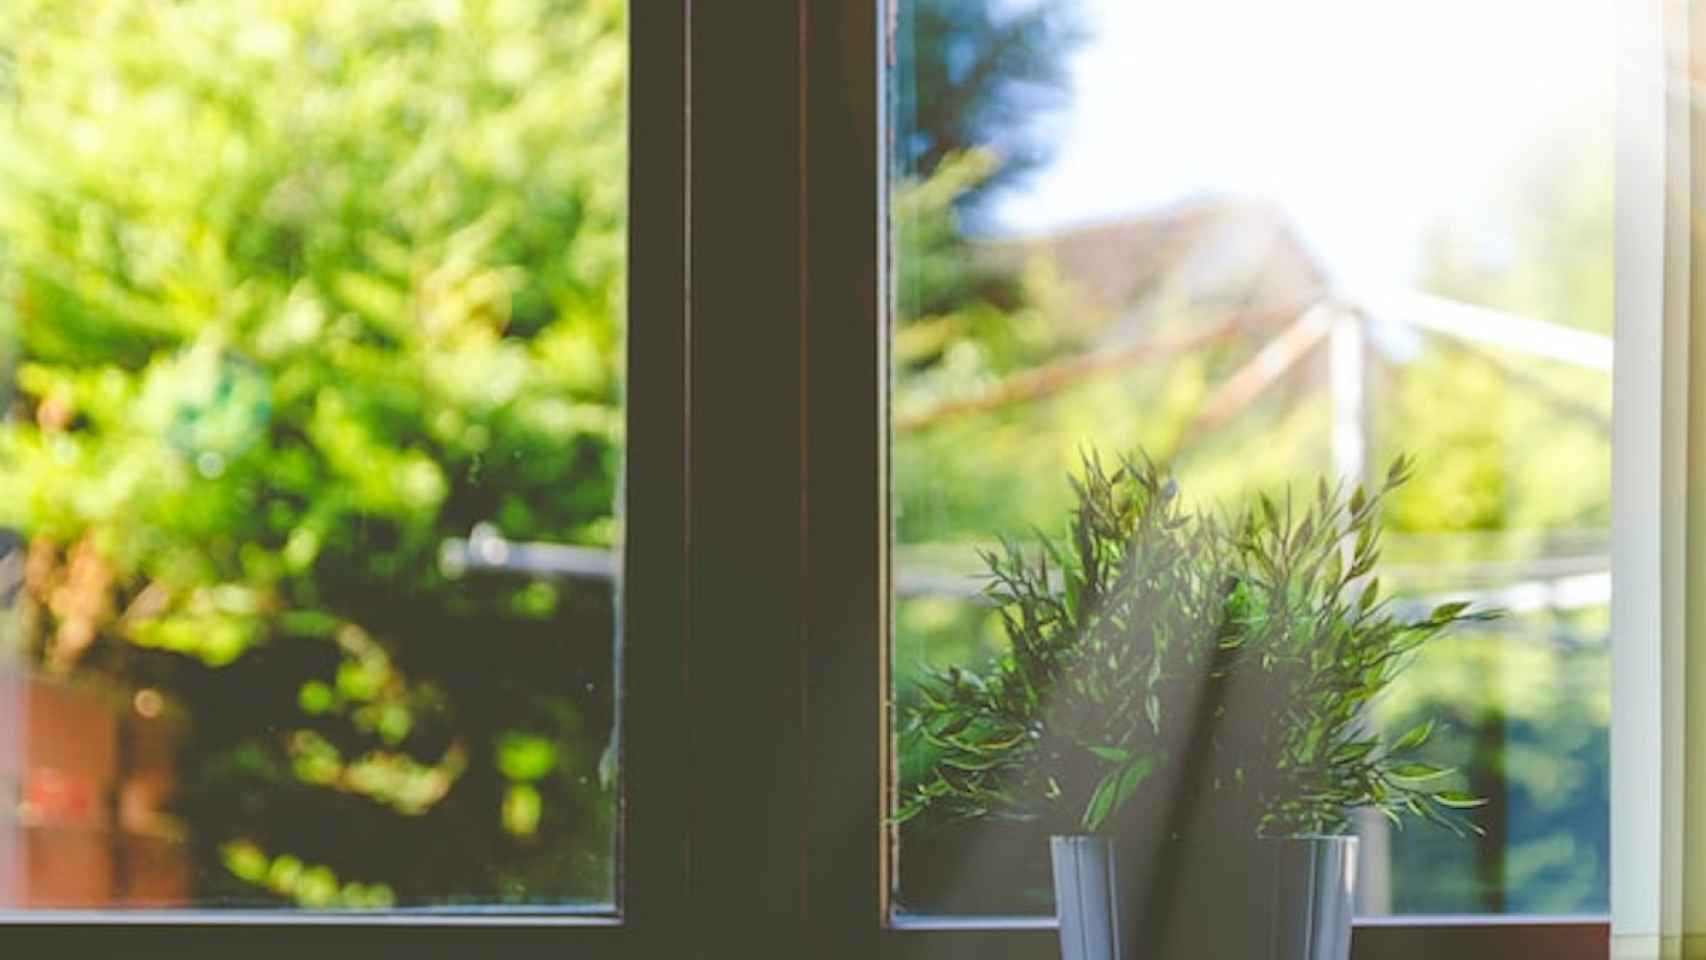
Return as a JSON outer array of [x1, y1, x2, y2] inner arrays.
[[0, 0, 626, 904], [898, 451, 1493, 839]]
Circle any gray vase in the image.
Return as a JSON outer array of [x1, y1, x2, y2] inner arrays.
[[1050, 834, 1357, 960], [1051, 835, 1130, 960]]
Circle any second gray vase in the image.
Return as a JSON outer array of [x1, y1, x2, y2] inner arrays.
[[1049, 833, 1357, 960]]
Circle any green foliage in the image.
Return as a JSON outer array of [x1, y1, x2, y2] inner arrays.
[[892, 150, 1027, 329], [221, 838, 398, 910], [899, 451, 1218, 835], [0, 0, 625, 904], [899, 452, 1495, 839], [1373, 626, 1610, 913], [893, 0, 1086, 216]]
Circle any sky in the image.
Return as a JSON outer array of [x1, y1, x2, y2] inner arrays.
[[987, 0, 1617, 292]]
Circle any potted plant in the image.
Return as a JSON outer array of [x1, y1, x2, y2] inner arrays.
[[897, 452, 1492, 960]]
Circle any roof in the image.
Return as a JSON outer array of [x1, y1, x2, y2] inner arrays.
[[978, 197, 1331, 345]]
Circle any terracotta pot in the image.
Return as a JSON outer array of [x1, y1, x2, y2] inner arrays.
[[0, 668, 189, 909]]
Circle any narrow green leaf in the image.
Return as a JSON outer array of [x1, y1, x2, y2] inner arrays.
[[1390, 719, 1434, 753], [1359, 577, 1380, 612], [935, 714, 973, 738], [1260, 494, 1279, 532], [942, 754, 1000, 772], [1429, 600, 1471, 622], [1111, 757, 1156, 811], [1388, 762, 1452, 782], [1433, 791, 1490, 809], [1329, 739, 1377, 764], [1082, 772, 1119, 832]]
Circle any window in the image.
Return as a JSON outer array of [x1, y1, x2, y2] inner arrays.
[[0, 1, 689, 953], [0, 1, 1693, 957], [888, 0, 1613, 924], [2, 0, 632, 913]]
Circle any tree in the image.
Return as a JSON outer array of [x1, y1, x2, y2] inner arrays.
[[1364, 117, 1614, 914], [0, 0, 626, 905], [893, 0, 1085, 219]]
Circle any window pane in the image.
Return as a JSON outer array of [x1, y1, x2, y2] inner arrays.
[[0, 0, 626, 911], [889, 0, 1611, 919]]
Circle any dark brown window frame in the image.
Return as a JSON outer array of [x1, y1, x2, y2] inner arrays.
[[0, 2, 1620, 957], [793, 3, 1613, 959]]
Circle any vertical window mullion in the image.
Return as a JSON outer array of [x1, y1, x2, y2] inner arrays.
[[623, 0, 691, 951], [685, 2, 809, 957], [801, 1, 887, 958]]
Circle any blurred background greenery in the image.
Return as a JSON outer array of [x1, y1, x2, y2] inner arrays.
[[0, 0, 625, 907]]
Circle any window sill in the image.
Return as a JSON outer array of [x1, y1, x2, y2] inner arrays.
[[883, 912, 1611, 960]]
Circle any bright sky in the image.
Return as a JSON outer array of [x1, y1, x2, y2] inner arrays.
[[989, 0, 1617, 291]]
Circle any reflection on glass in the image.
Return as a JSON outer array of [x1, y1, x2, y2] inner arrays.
[[0, 0, 626, 910], [890, 0, 1612, 918]]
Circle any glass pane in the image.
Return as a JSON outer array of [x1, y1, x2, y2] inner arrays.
[[889, 0, 1611, 920], [0, 0, 626, 911]]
